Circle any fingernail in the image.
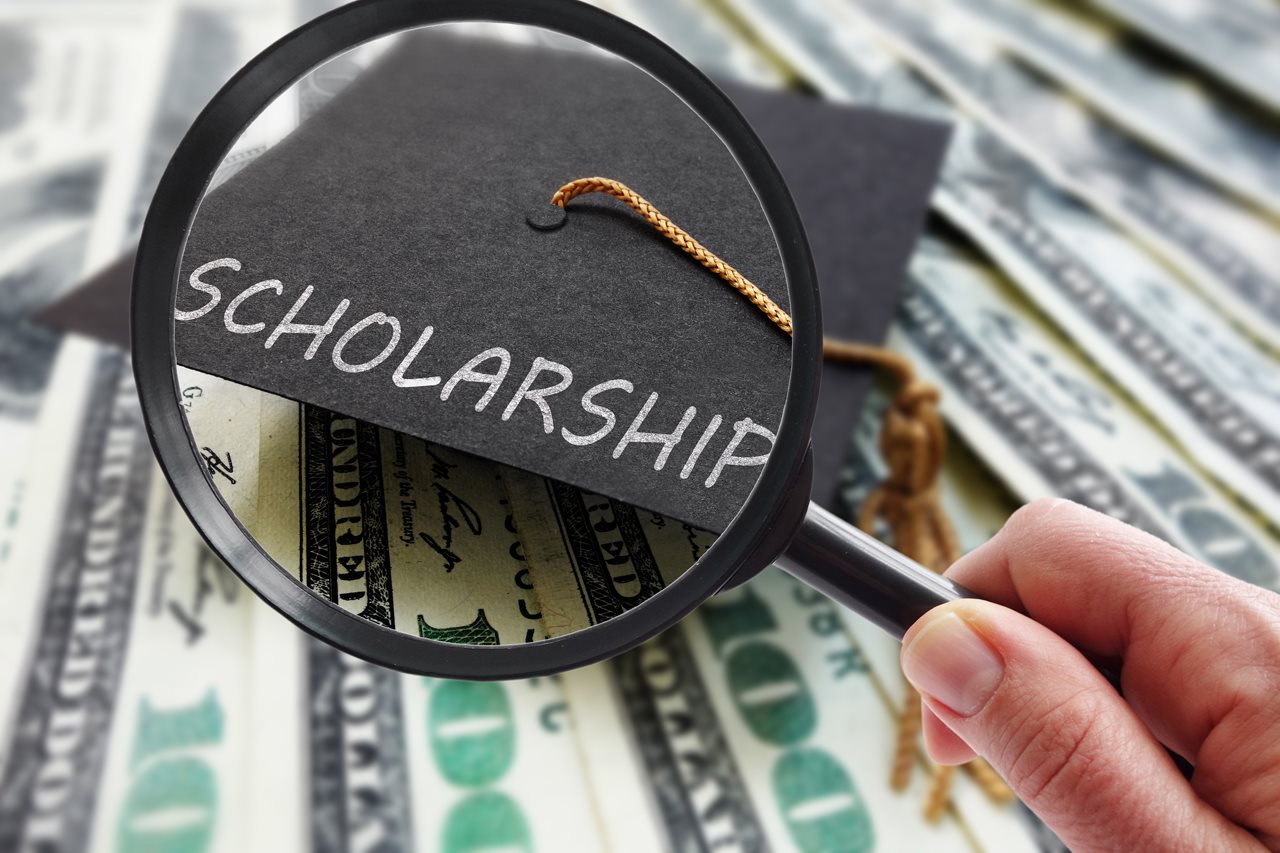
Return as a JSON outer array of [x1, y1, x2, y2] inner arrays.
[[902, 611, 1004, 717]]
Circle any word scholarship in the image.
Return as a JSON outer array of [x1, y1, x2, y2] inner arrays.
[[174, 258, 778, 491]]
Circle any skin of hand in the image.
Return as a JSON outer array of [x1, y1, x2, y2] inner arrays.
[[900, 499, 1280, 852]]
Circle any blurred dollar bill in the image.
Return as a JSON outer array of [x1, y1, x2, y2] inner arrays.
[[0, 0, 293, 563], [563, 565, 1044, 852], [0, 5, 309, 850], [719, 0, 1280, 531], [1081, 0, 1280, 116], [0, 341, 259, 852], [178, 373, 706, 646], [0, 0, 287, 399], [950, 0, 1280, 219], [0, 2, 156, 187], [842, 0, 1280, 354], [84, 0, 292, 263], [0, 3, 171, 561], [897, 235, 1280, 588], [303, 643, 606, 852]]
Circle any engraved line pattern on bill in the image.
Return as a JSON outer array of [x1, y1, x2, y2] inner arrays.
[[953, 0, 1280, 217], [0, 351, 145, 850], [842, 0, 1280, 351]]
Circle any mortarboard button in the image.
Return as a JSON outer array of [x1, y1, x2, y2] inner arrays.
[[525, 203, 567, 231]]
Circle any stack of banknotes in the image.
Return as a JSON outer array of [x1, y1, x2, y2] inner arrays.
[[2, 0, 1278, 849]]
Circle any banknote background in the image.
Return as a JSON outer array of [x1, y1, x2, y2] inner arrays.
[[2, 0, 1279, 850]]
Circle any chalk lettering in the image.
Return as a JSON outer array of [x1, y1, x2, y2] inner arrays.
[[612, 393, 697, 472], [705, 418, 774, 488], [181, 260, 783, 497], [562, 379, 633, 446], [265, 285, 350, 359], [681, 414, 722, 480], [441, 347, 510, 411], [175, 257, 240, 321], [502, 357, 574, 433], [392, 325, 441, 388], [223, 279, 282, 334], [332, 312, 402, 373]]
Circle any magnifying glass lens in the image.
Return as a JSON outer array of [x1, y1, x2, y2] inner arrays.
[[169, 21, 795, 663]]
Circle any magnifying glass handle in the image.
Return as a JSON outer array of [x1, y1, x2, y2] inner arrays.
[[777, 503, 1201, 778], [776, 502, 970, 641]]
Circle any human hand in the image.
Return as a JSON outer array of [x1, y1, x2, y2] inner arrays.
[[901, 499, 1280, 851]]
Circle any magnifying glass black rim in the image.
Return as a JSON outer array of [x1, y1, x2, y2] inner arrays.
[[132, 0, 821, 680]]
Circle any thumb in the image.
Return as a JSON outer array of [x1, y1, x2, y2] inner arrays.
[[901, 600, 1259, 852]]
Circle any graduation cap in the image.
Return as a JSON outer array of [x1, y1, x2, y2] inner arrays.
[[174, 29, 791, 532], [45, 30, 948, 530]]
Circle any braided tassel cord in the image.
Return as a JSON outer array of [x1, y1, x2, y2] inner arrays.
[[552, 177, 793, 334], [891, 685, 923, 791]]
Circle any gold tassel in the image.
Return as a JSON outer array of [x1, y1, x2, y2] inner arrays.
[[923, 764, 956, 823], [891, 685, 922, 790]]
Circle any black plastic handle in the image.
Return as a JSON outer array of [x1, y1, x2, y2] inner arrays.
[[776, 502, 969, 640]]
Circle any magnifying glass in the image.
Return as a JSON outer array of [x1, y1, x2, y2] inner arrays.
[[133, 0, 967, 680]]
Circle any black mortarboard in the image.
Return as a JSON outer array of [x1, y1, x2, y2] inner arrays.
[[175, 29, 790, 532], [719, 82, 949, 509], [43, 32, 948, 530]]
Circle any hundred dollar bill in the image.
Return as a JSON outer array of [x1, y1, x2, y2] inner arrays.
[[251, 398, 551, 644], [175, 366, 312, 851], [950, 0, 1280, 218], [178, 360, 702, 647], [0, 4, 296, 835], [0, 223, 90, 568], [85, 0, 293, 265], [501, 470, 709, 638], [400, 672, 606, 851], [0, 2, 160, 181], [892, 236, 1280, 589], [1081, 0, 1280, 115], [305, 643, 413, 853], [0, 0, 293, 566], [0, 344, 145, 773], [721, 0, 1280, 530], [83, 452, 256, 853], [841, 0, 1280, 353], [0, 1, 293, 570], [246, 602, 308, 853], [179, 366, 313, 853], [0, 0, 278, 420], [304, 640, 606, 852], [0, 340, 258, 852], [564, 568, 1041, 852], [0, 4, 170, 564]]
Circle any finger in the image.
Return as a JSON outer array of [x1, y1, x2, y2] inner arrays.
[[921, 704, 976, 766], [902, 600, 1259, 852], [945, 499, 1280, 839]]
